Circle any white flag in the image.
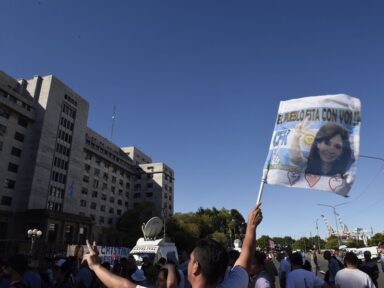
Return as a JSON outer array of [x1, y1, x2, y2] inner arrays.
[[263, 94, 361, 197]]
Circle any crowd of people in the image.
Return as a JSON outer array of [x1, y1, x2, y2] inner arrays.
[[1, 205, 384, 288]]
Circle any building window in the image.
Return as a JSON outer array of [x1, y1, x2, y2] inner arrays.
[[146, 192, 153, 198], [83, 176, 89, 183], [0, 124, 6, 136], [14, 132, 24, 142], [81, 188, 88, 195], [124, 201, 128, 207], [133, 193, 140, 199], [80, 200, 87, 207], [134, 184, 141, 191], [0, 107, 10, 119], [4, 179, 15, 189], [92, 179, 99, 188], [117, 199, 122, 205], [117, 209, 122, 216], [1, 196, 12, 206], [109, 207, 114, 214], [92, 191, 98, 198], [101, 194, 107, 201], [99, 216, 104, 224], [7, 163, 18, 173], [11, 147, 22, 157], [109, 197, 115, 203], [100, 205, 106, 212], [147, 183, 153, 189], [90, 202, 97, 210], [17, 117, 28, 128]]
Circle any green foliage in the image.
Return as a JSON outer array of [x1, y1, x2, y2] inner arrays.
[[346, 239, 365, 248], [257, 235, 271, 250], [325, 235, 339, 249], [292, 237, 309, 251], [116, 202, 157, 247], [166, 207, 245, 252], [369, 233, 384, 246], [283, 236, 295, 248]]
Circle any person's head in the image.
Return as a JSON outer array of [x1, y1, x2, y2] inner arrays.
[[306, 123, 353, 176], [323, 250, 331, 260], [1, 254, 28, 281], [344, 252, 358, 267], [188, 239, 228, 286], [363, 250, 372, 261], [250, 251, 266, 276], [289, 252, 303, 268], [52, 258, 72, 282]]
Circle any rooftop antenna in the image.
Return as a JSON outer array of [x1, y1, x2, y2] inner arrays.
[[110, 105, 116, 140]]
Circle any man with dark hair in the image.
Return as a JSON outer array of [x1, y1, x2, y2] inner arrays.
[[249, 251, 273, 288], [286, 252, 325, 288], [82, 204, 263, 288], [335, 252, 374, 288], [359, 250, 379, 287], [323, 250, 342, 287], [188, 239, 228, 287]]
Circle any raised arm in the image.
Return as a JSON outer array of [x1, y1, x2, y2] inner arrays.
[[233, 203, 263, 272], [164, 264, 178, 288], [83, 240, 137, 288]]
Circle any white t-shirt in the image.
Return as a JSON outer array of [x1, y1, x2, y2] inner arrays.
[[335, 268, 375, 288], [286, 268, 324, 288], [251, 270, 272, 288]]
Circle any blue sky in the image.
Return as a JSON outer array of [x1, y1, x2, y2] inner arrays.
[[1, 0, 384, 240]]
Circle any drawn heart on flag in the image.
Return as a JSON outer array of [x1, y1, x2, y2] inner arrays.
[[305, 174, 321, 187], [329, 177, 345, 192], [287, 171, 300, 185]]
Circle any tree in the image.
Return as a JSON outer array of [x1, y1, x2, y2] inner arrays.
[[165, 207, 245, 252], [257, 235, 271, 250], [368, 233, 384, 246], [292, 237, 309, 251], [325, 235, 339, 250], [346, 239, 365, 248], [283, 236, 295, 249], [116, 202, 156, 247]]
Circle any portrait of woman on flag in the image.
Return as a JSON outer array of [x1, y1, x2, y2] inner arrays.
[[305, 123, 354, 177], [290, 123, 354, 177]]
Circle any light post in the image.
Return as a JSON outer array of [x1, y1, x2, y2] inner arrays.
[[317, 203, 347, 248], [27, 229, 42, 256], [315, 218, 321, 252]]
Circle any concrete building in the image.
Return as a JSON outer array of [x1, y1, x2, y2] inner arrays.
[[0, 70, 174, 254]]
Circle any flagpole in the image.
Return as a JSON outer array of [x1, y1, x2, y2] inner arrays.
[[256, 169, 268, 205]]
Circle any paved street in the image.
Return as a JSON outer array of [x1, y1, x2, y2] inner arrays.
[[272, 253, 384, 288]]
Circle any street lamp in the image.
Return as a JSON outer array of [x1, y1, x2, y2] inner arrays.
[[317, 203, 347, 248], [315, 219, 321, 252], [27, 228, 42, 256]]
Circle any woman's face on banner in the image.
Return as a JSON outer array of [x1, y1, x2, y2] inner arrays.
[[316, 134, 343, 164]]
